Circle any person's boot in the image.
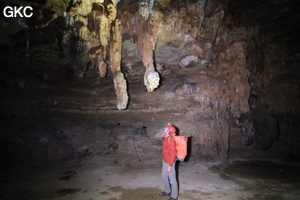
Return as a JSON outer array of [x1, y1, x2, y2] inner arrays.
[[168, 197, 177, 200], [159, 191, 171, 196]]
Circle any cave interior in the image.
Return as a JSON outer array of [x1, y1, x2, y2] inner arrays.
[[0, 0, 300, 195], [1, 0, 300, 199]]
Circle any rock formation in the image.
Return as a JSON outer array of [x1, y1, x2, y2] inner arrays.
[[0, 0, 299, 166]]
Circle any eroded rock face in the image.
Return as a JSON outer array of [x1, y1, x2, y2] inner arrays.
[[0, 0, 299, 166], [238, 111, 279, 151]]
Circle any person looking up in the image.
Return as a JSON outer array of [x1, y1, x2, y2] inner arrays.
[[159, 125, 178, 200]]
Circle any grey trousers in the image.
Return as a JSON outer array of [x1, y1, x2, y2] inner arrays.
[[161, 160, 178, 199]]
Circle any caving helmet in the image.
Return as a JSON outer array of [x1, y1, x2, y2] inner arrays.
[[166, 125, 176, 135]]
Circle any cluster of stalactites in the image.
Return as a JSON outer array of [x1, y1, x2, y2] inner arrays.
[[138, 0, 154, 20], [30, 0, 72, 28], [68, 0, 116, 76], [68, 0, 128, 109]]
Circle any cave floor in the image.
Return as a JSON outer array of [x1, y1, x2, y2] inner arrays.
[[1, 159, 299, 200]]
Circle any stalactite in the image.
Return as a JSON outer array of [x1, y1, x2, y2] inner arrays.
[[110, 20, 128, 110], [98, 60, 107, 78], [118, 0, 200, 91], [136, 3, 163, 92], [138, 32, 160, 92]]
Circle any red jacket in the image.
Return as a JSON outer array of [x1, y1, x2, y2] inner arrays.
[[162, 136, 177, 167]]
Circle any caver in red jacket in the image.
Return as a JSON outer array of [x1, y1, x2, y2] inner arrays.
[[162, 135, 177, 167]]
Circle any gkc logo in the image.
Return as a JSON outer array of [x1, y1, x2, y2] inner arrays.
[[3, 6, 33, 18]]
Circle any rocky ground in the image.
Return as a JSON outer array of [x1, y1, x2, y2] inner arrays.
[[1, 158, 299, 200]]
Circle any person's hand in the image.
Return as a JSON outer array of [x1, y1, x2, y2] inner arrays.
[[167, 166, 172, 173]]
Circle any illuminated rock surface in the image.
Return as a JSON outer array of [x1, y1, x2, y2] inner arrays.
[[0, 0, 299, 167]]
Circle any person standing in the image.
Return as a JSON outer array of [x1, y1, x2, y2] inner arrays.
[[159, 125, 178, 200]]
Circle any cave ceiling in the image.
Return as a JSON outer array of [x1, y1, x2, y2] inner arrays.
[[1, 1, 299, 69], [0, 0, 299, 111]]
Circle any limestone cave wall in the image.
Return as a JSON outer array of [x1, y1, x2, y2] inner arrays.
[[0, 0, 299, 167]]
